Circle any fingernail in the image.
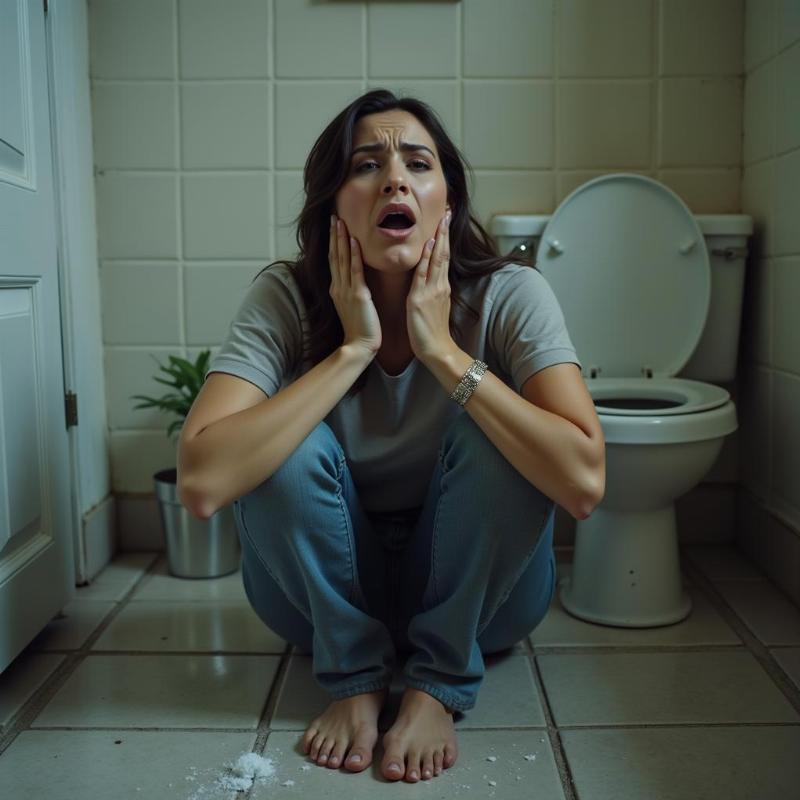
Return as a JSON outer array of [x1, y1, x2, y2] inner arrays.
[[348, 754, 362, 764], [445, 210, 452, 225], [425, 237, 435, 252], [330, 214, 335, 227]]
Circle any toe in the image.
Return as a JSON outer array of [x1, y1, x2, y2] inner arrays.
[[433, 750, 444, 776], [443, 743, 458, 769], [309, 732, 324, 761], [405, 752, 421, 783], [317, 737, 333, 765], [327, 741, 346, 769], [344, 729, 376, 773], [344, 745, 370, 772], [382, 752, 405, 782], [302, 725, 319, 754], [421, 752, 435, 780]]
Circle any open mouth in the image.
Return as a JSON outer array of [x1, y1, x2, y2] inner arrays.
[[376, 211, 417, 240], [377, 212, 415, 230]]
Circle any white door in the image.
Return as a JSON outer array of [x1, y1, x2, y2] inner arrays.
[[0, 0, 75, 674]]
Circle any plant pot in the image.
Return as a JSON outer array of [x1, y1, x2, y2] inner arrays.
[[153, 468, 241, 579]]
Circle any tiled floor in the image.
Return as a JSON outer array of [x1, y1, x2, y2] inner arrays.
[[1, 544, 800, 799]]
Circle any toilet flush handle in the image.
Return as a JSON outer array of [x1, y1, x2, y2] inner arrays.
[[546, 237, 564, 254], [679, 238, 697, 255]]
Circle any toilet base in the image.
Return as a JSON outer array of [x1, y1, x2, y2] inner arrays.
[[558, 504, 692, 628]]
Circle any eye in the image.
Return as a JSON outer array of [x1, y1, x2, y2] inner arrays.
[[354, 159, 431, 172], [355, 160, 379, 172]]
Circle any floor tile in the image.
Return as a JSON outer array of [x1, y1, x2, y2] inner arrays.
[[27, 600, 115, 651], [91, 600, 285, 653], [772, 646, 800, 690], [31, 654, 280, 729], [131, 557, 247, 602], [250, 729, 565, 799], [531, 584, 742, 647], [0, 653, 64, 727], [0, 729, 257, 800], [684, 544, 767, 581], [272, 652, 547, 731], [538, 651, 800, 726], [715, 580, 800, 645], [561, 726, 800, 800], [73, 553, 160, 601]]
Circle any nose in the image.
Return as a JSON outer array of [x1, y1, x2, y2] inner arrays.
[[382, 166, 408, 195]]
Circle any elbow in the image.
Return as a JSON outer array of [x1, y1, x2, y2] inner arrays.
[[573, 475, 605, 521], [177, 468, 215, 521]]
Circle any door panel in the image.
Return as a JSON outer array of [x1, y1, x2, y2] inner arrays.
[[0, 0, 75, 674]]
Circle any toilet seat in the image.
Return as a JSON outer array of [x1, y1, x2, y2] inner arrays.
[[591, 377, 729, 416], [590, 377, 736, 444], [535, 174, 711, 380]]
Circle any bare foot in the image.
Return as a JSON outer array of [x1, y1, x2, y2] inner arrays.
[[380, 687, 458, 782], [302, 687, 389, 772]]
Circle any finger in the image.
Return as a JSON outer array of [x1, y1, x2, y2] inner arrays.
[[415, 236, 436, 285], [349, 235, 365, 287], [338, 219, 351, 289], [330, 215, 339, 288], [434, 212, 451, 286]]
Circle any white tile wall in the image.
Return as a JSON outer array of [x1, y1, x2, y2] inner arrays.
[[738, 0, 800, 603], [87, 0, 797, 577]]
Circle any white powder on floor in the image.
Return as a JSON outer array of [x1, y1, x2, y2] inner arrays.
[[218, 753, 276, 791], [187, 751, 280, 799], [184, 746, 541, 798]]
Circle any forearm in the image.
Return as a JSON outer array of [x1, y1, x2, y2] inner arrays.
[[423, 347, 601, 520], [178, 344, 374, 519]]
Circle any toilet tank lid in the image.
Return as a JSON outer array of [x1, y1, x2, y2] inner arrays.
[[490, 213, 753, 238]]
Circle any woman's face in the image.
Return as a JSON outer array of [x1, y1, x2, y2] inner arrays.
[[335, 109, 450, 274]]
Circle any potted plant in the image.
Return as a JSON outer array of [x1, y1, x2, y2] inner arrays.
[[131, 351, 240, 579]]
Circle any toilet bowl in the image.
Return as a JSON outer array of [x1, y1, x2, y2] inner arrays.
[[567, 377, 736, 627], [492, 175, 752, 628]]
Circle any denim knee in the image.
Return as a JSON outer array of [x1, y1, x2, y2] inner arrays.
[[258, 421, 343, 496], [440, 409, 516, 475]]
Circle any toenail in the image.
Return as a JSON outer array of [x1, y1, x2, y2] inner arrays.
[[389, 762, 401, 771], [410, 770, 419, 779], [329, 756, 338, 764], [319, 754, 327, 761], [348, 754, 362, 764], [424, 770, 432, 778]]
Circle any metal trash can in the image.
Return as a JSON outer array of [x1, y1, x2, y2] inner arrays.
[[154, 468, 241, 578]]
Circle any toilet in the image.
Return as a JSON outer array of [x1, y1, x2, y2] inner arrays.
[[491, 174, 753, 627]]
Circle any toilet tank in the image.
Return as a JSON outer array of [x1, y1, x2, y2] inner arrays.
[[489, 213, 753, 384]]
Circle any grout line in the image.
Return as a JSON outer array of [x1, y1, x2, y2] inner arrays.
[[680, 550, 800, 715], [174, 0, 186, 353], [0, 553, 162, 756], [527, 653, 579, 800], [270, 0, 276, 261]]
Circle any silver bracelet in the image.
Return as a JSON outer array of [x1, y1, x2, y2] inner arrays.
[[450, 359, 488, 406]]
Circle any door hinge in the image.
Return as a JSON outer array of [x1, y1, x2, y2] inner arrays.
[[65, 391, 78, 428]]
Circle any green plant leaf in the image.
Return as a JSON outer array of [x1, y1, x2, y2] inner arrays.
[[132, 350, 213, 436]]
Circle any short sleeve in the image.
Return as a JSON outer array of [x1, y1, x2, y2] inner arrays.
[[207, 265, 304, 398], [488, 266, 582, 393]]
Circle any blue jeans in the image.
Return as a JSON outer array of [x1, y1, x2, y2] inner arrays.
[[234, 411, 556, 713]]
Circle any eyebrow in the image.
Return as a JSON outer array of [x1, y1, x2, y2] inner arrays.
[[350, 142, 436, 159]]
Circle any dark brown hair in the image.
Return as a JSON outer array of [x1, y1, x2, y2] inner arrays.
[[253, 88, 534, 398]]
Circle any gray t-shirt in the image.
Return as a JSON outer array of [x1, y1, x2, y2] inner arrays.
[[208, 261, 581, 514]]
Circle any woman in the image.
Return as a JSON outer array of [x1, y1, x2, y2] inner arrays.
[[177, 89, 605, 784]]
